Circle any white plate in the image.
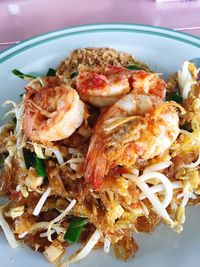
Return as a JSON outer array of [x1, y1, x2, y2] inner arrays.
[[0, 24, 200, 267]]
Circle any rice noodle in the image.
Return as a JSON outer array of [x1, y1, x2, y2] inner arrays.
[[143, 161, 172, 174], [33, 187, 51, 216]]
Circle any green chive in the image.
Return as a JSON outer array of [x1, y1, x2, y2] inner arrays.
[[23, 148, 36, 169], [126, 65, 144, 70], [36, 157, 46, 177], [64, 217, 88, 243], [180, 124, 192, 132], [70, 71, 79, 79], [46, 68, 56, 76], [23, 149, 46, 177], [12, 69, 36, 80], [169, 92, 183, 104]]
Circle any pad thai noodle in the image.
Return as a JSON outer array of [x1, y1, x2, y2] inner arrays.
[[0, 48, 200, 265]]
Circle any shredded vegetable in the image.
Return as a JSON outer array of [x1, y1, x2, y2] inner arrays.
[[33, 187, 51, 216], [64, 217, 88, 243], [139, 181, 183, 201], [62, 230, 101, 266], [47, 199, 77, 242], [124, 172, 174, 225], [143, 161, 172, 174]]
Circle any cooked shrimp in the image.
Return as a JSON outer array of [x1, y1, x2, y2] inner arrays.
[[76, 65, 166, 107], [130, 70, 166, 99], [23, 82, 85, 144], [84, 93, 179, 189], [75, 65, 130, 107]]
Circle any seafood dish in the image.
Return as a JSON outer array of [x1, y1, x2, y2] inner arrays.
[[0, 47, 200, 266]]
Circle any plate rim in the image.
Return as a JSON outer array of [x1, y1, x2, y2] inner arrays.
[[0, 23, 199, 64]]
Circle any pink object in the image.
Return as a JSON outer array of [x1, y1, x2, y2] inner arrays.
[[0, 0, 200, 51]]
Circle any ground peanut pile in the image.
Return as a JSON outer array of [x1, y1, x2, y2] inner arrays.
[[57, 47, 150, 78]]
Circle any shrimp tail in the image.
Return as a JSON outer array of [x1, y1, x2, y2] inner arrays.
[[84, 135, 109, 190]]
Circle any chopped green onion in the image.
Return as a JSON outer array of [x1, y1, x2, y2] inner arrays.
[[70, 71, 79, 79], [126, 65, 143, 70], [23, 148, 36, 169], [12, 69, 36, 80], [36, 157, 46, 177], [180, 123, 192, 132], [64, 217, 88, 243], [23, 149, 46, 176], [169, 92, 183, 104], [46, 68, 56, 76]]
